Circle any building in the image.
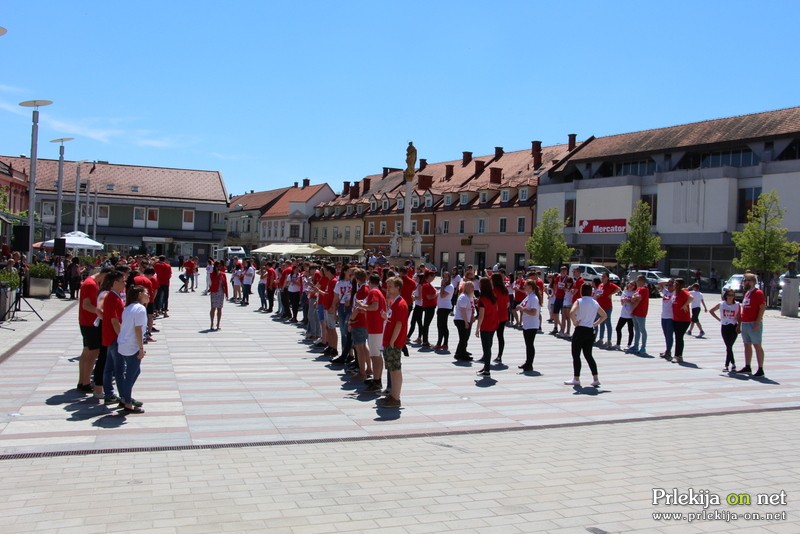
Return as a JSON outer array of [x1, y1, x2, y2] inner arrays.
[[259, 179, 335, 245], [0, 156, 229, 260], [538, 106, 800, 278], [0, 159, 29, 246], [226, 187, 291, 251]]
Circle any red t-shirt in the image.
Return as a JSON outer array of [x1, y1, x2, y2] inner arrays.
[[513, 279, 526, 302], [555, 274, 569, 298], [183, 260, 195, 275], [154, 261, 172, 284], [365, 287, 387, 334], [535, 279, 545, 296], [596, 283, 619, 310], [147, 275, 160, 303], [573, 277, 585, 297], [632, 286, 649, 317], [383, 296, 409, 348], [741, 288, 765, 322], [78, 276, 99, 327], [101, 291, 124, 346], [401, 275, 416, 306], [350, 284, 370, 329], [133, 275, 154, 304], [420, 282, 437, 309], [494, 288, 509, 323], [672, 289, 692, 322], [266, 267, 277, 288], [318, 276, 337, 309], [478, 295, 499, 332]]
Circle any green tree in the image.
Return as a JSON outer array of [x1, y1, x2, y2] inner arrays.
[[526, 207, 574, 270], [732, 190, 800, 275], [615, 200, 666, 269]]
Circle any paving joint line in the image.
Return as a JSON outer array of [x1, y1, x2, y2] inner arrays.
[[0, 299, 77, 365]]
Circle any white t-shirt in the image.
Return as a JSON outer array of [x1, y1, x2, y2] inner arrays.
[[689, 290, 704, 309], [452, 274, 462, 292], [661, 289, 674, 319], [574, 296, 600, 328], [334, 279, 352, 306], [243, 266, 255, 285], [620, 289, 636, 319], [454, 293, 474, 322], [287, 271, 303, 293], [118, 303, 147, 356], [563, 286, 575, 308], [719, 300, 740, 326], [413, 285, 423, 306], [232, 268, 243, 286], [437, 284, 454, 309], [520, 293, 540, 330]]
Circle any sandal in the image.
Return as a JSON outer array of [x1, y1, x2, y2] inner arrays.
[[124, 406, 145, 414]]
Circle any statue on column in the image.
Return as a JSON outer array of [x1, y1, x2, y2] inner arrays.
[[412, 231, 422, 258], [389, 231, 400, 257], [404, 141, 417, 182]]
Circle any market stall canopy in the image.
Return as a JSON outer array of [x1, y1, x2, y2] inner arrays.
[[323, 247, 364, 256], [42, 231, 104, 251], [250, 243, 329, 256]]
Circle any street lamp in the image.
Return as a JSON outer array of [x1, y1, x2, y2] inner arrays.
[[73, 160, 87, 233], [19, 99, 53, 263], [50, 137, 74, 238], [0, 27, 7, 37]]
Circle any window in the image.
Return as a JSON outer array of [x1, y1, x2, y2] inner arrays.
[[313, 228, 319, 242], [289, 224, 300, 238], [380, 221, 387, 235], [323, 227, 328, 241], [382, 200, 389, 210], [496, 253, 507, 269], [212, 212, 222, 225], [397, 198, 404, 210], [423, 220, 430, 235], [368, 222, 375, 235], [480, 192, 487, 204], [334, 207, 341, 217], [477, 219, 486, 234], [97, 205, 110, 226], [333, 226, 339, 240], [412, 196, 419, 209], [442, 220, 449, 234], [346, 205, 353, 215], [41, 201, 55, 222], [357, 205, 363, 214], [182, 209, 195, 231], [519, 188, 528, 201], [146, 207, 159, 229], [79, 204, 93, 225], [678, 148, 761, 170], [444, 194, 452, 207], [344, 226, 351, 243], [517, 217, 526, 233], [641, 194, 658, 225], [133, 206, 145, 228], [440, 251, 450, 270], [394, 221, 402, 234], [459, 219, 465, 234], [564, 199, 576, 226], [457, 252, 466, 266], [370, 200, 377, 212], [130, 185, 139, 193], [501, 190, 509, 202], [411, 220, 418, 234], [499, 217, 507, 233], [280, 222, 285, 237], [425, 195, 432, 207], [460, 193, 469, 205], [613, 159, 656, 176], [737, 187, 762, 224], [354, 226, 361, 242]]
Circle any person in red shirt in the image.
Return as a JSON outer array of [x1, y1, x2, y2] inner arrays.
[[134, 268, 157, 343], [153, 255, 173, 316], [551, 266, 569, 335], [99, 271, 126, 404], [398, 266, 417, 357], [208, 260, 228, 330], [670, 278, 694, 363], [378, 276, 409, 408], [265, 261, 277, 312], [180, 257, 196, 292], [735, 273, 766, 376], [419, 271, 437, 347], [475, 277, 499, 377], [629, 274, 650, 354], [278, 260, 293, 318], [356, 274, 386, 393], [571, 267, 585, 303], [348, 268, 372, 380], [595, 273, 620, 347], [320, 265, 339, 357], [491, 273, 510, 364], [511, 272, 526, 326], [77, 267, 112, 393]]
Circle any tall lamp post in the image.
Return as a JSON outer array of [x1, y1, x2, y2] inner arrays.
[[50, 137, 74, 238], [0, 27, 7, 37], [19, 99, 53, 263], [73, 160, 87, 233]]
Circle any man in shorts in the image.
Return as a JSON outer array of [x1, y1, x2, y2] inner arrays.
[[551, 266, 568, 334], [77, 267, 112, 392], [735, 273, 766, 377], [348, 268, 371, 380], [354, 274, 386, 393], [378, 276, 409, 408]]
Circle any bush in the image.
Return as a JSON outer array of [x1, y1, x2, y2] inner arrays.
[[0, 270, 21, 290], [28, 262, 56, 279]]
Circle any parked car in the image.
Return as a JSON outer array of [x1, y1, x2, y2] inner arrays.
[[778, 273, 800, 304], [569, 264, 621, 284], [670, 268, 711, 290], [721, 274, 761, 301], [627, 269, 670, 297]]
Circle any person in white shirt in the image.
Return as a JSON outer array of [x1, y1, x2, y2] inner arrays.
[[658, 280, 675, 359], [517, 280, 541, 372], [241, 259, 256, 306], [687, 283, 707, 337], [709, 289, 741, 371], [566, 284, 607, 387], [115, 285, 149, 414], [453, 280, 475, 361], [613, 282, 636, 350], [434, 271, 454, 350]]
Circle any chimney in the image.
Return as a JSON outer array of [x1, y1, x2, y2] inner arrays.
[[382, 167, 390, 178], [532, 140, 543, 169], [250, 189, 254, 194], [490, 167, 502, 184], [568, 133, 577, 151], [419, 158, 427, 171], [349, 183, 360, 199], [294, 181, 298, 188], [474, 160, 485, 175], [228, 193, 233, 200], [302, 178, 310, 188], [342, 181, 350, 196], [418, 175, 433, 190], [362, 177, 371, 194], [445, 164, 454, 180], [462, 151, 472, 166], [494, 147, 504, 160]]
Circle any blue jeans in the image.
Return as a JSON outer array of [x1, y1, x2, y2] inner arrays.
[[338, 304, 352, 357], [258, 284, 267, 308], [661, 318, 674, 353], [103, 340, 118, 398], [116, 350, 141, 405], [633, 316, 647, 350], [598, 307, 613, 342]]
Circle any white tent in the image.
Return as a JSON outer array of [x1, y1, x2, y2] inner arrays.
[[43, 231, 104, 251]]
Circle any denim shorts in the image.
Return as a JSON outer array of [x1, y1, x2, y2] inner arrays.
[[351, 327, 368, 345], [741, 321, 763, 345], [325, 310, 337, 329]]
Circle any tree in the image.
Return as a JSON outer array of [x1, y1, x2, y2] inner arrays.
[[732, 190, 800, 275], [615, 200, 666, 270], [526, 207, 574, 270]]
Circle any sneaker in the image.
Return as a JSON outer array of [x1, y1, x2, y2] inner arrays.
[[611, 344, 621, 351], [659, 351, 672, 360], [476, 370, 491, 377], [330, 355, 347, 365], [366, 381, 383, 393], [753, 368, 764, 377], [723, 366, 730, 372], [550, 329, 558, 335], [493, 357, 503, 364], [672, 356, 684, 363], [639, 347, 647, 354], [735, 366, 752, 374], [698, 331, 705, 337], [377, 396, 401, 408], [564, 379, 581, 386], [591, 380, 601, 387], [440, 345, 448, 351], [103, 395, 120, 405]]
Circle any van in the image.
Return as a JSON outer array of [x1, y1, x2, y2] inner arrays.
[[569, 264, 621, 284], [213, 246, 247, 261]]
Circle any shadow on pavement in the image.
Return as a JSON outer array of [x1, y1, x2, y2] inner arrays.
[[521, 370, 542, 377], [474, 376, 497, 387], [572, 386, 610, 396], [93, 413, 128, 428], [374, 406, 401, 421], [46, 391, 86, 405]]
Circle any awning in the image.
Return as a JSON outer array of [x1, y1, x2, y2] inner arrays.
[[251, 243, 329, 256], [323, 247, 364, 256], [142, 236, 174, 243], [42, 231, 104, 251]]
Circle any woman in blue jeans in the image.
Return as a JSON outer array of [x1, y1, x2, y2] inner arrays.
[[115, 285, 149, 414], [595, 273, 620, 348]]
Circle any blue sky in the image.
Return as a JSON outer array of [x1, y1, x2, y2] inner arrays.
[[2, 1, 799, 197]]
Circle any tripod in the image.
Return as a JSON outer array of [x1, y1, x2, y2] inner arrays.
[[0, 290, 44, 324]]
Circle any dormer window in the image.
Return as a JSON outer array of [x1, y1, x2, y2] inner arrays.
[[501, 190, 509, 202], [370, 200, 377, 211], [346, 205, 353, 215], [480, 192, 488, 204], [382, 200, 389, 210], [324, 207, 331, 216], [425, 194, 432, 207], [460, 193, 469, 205], [412, 196, 419, 208], [444, 194, 452, 207], [397, 198, 404, 210], [519, 188, 528, 201], [334, 207, 341, 216], [357, 205, 363, 214], [130, 185, 140, 193], [106, 183, 115, 191]]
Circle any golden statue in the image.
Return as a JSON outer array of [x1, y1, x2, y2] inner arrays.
[[404, 141, 417, 182]]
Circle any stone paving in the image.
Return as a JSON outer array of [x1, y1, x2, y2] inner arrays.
[[0, 276, 798, 532]]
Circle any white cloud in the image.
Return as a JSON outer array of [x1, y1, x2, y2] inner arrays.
[[0, 100, 29, 117], [0, 84, 26, 93], [44, 117, 124, 143]]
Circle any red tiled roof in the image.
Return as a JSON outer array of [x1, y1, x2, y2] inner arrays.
[[0, 156, 228, 203], [261, 183, 333, 218], [572, 106, 800, 161], [229, 188, 291, 212]]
